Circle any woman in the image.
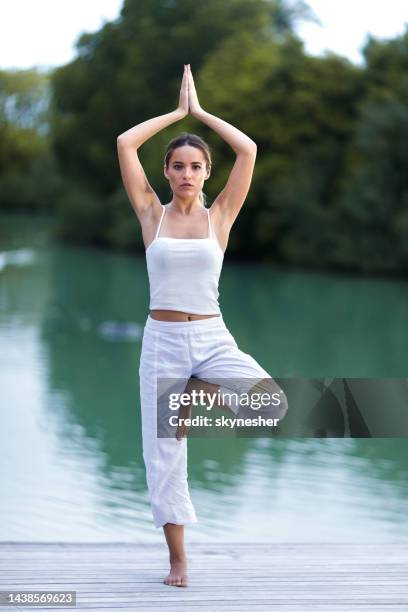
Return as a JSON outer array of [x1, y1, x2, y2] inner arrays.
[[117, 64, 288, 587]]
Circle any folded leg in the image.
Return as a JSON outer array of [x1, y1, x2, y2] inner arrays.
[[190, 325, 288, 422]]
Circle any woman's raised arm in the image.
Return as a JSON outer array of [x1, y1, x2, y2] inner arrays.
[[116, 66, 189, 218], [186, 64, 257, 226]]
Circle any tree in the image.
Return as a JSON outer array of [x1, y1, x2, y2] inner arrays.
[[0, 68, 60, 210]]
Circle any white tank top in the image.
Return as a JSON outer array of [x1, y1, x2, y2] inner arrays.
[[145, 204, 224, 315]]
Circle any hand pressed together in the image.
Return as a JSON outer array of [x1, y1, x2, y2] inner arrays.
[[177, 64, 203, 118]]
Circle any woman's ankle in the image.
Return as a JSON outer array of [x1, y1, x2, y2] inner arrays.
[[169, 552, 187, 563]]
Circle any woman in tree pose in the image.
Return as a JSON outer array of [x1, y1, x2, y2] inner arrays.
[[117, 64, 288, 587]]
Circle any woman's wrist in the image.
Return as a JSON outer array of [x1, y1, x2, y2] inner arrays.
[[175, 107, 188, 119], [191, 107, 205, 120]]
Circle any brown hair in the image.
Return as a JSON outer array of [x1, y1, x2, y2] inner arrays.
[[164, 132, 212, 207]]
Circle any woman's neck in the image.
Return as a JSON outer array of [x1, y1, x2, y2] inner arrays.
[[166, 201, 205, 215]]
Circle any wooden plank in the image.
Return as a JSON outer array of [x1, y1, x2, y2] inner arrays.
[[1, 543, 407, 611]]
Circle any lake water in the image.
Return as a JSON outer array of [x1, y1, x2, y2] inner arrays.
[[1, 212, 408, 544]]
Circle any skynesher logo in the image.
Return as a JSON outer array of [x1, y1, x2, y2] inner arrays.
[[169, 414, 281, 429]]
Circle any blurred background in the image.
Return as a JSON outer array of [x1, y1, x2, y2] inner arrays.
[[1, 0, 408, 544]]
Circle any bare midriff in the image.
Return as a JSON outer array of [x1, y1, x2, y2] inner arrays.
[[149, 309, 220, 322]]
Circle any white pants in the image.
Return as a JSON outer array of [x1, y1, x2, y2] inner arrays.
[[138, 313, 288, 528]]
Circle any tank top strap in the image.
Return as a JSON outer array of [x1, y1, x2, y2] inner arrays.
[[155, 205, 166, 239], [207, 207, 213, 239]]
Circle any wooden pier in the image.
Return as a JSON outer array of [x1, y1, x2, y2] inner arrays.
[[1, 542, 407, 610]]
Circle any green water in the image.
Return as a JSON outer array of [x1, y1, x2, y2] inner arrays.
[[1, 212, 408, 543]]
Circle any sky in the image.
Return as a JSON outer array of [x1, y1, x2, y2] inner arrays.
[[0, 0, 407, 71]]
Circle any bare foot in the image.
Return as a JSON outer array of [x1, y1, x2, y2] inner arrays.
[[163, 557, 188, 587]]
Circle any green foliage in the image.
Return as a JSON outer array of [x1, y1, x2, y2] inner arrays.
[[53, 180, 110, 244], [0, 68, 62, 211], [196, 30, 363, 265], [337, 94, 408, 271], [104, 188, 145, 250]]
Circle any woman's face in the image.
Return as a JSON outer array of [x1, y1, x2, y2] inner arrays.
[[164, 145, 209, 199]]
